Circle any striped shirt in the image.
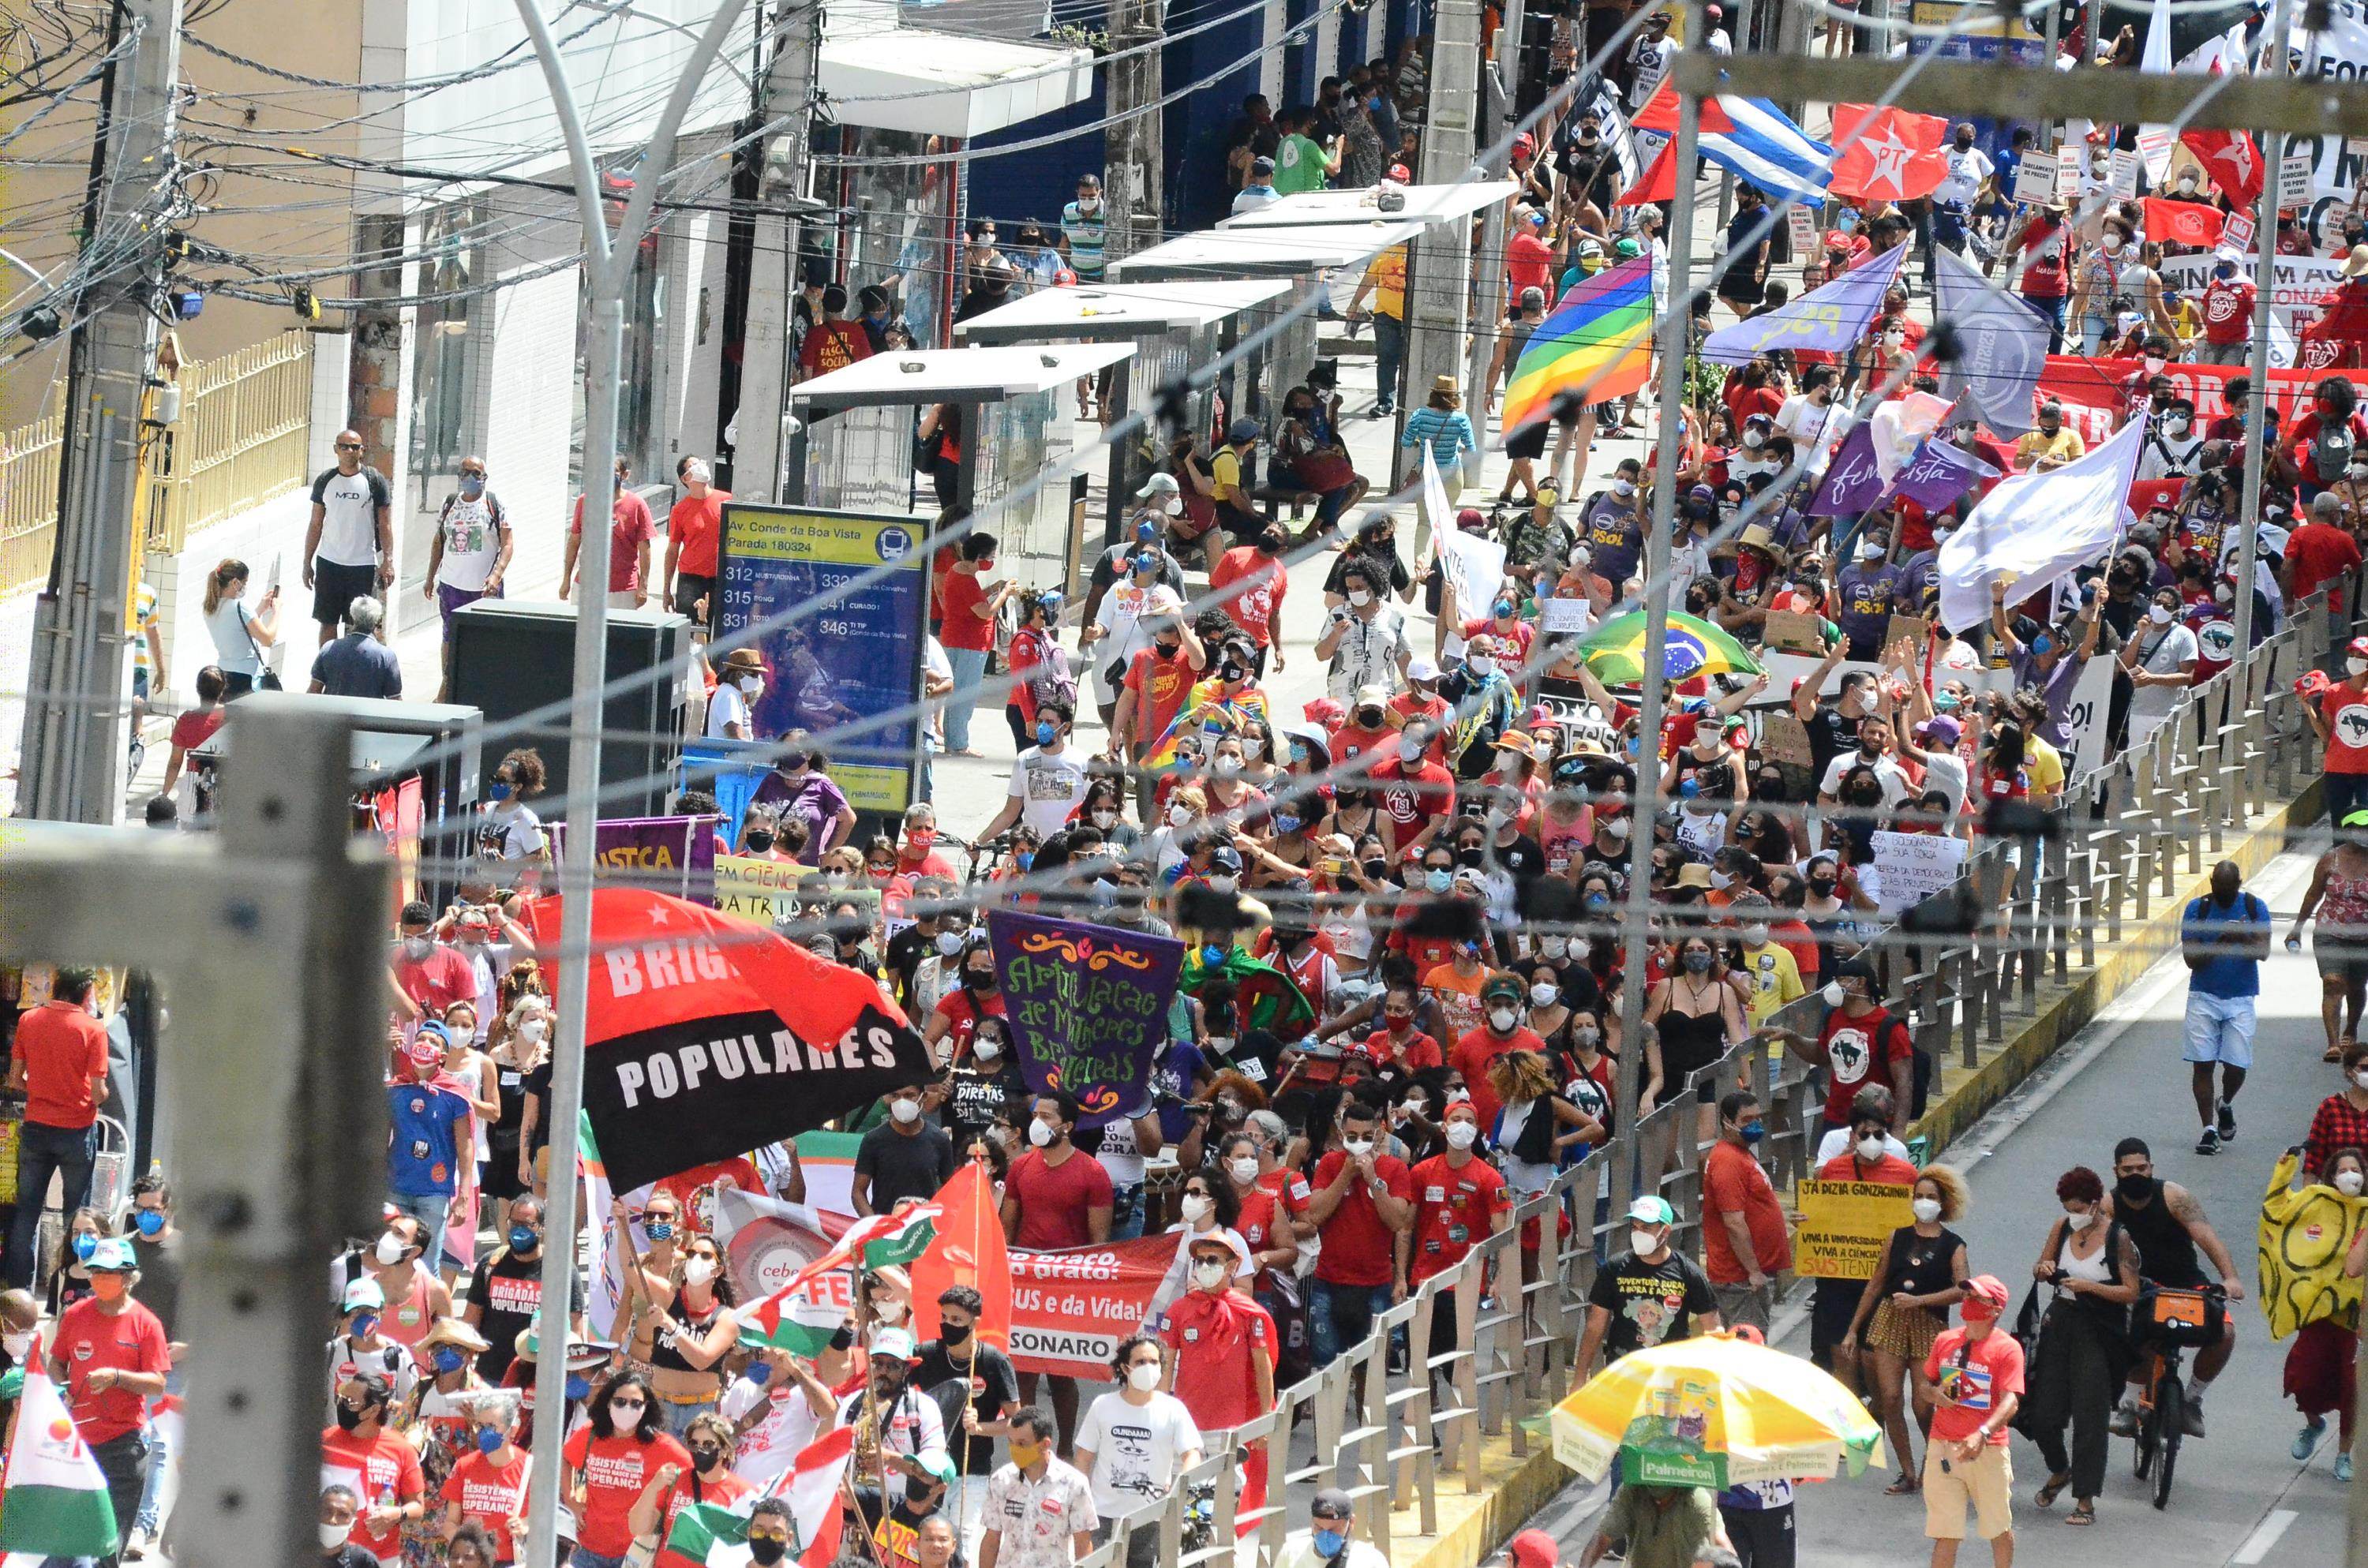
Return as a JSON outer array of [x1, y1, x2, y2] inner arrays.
[[1399, 406, 1476, 466]]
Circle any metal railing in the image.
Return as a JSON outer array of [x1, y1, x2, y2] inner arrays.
[[0, 407, 63, 596], [143, 328, 315, 557], [1080, 597, 2329, 1568]]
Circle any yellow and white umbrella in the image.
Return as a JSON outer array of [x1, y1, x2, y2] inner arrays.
[[1550, 1331, 1884, 1488]]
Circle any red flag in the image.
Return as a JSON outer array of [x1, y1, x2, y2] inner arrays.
[[1827, 105, 1949, 201], [1628, 80, 1735, 135], [1619, 140, 1676, 206], [2143, 198, 2225, 249], [2181, 127, 2264, 209], [909, 1161, 1014, 1351]]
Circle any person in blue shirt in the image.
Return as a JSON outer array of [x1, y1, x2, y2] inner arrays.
[[387, 1025, 474, 1274], [2180, 860, 2271, 1156]]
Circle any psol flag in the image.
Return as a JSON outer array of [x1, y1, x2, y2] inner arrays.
[[525, 889, 933, 1192]]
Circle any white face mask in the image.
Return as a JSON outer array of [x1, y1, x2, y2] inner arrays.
[[2149, 604, 2175, 625], [2355, 1068, 2368, 1091], [518, 1017, 548, 1045], [2349, 660, 2368, 679], [683, 1255, 718, 1286], [1347, 589, 1374, 608], [1193, 1260, 1230, 1290], [1343, 1136, 1374, 1158], [2102, 233, 2125, 253], [323, 1521, 357, 1551], [1399, 740, 1423, 763], [1743, 923, 1770, 945], [1229, 1156, 1262, 1184], [1213, 754, 1243, 777], [1911, 1197, 1943, 1223], [1092, 809, 1117, 829], [375, 1233, 407, 1267], [1823, 980, 1848, 1007], [1178, 1194, 1212, 1223], [1855, 1136, 1884, 1162], [1612, 480, 1636, 498], [1128, 1361, 1162, 1391], [736, 674, 764, 695], [2065, 1210, 2095, 1231], [1029, 1120, 1058, 1147], [1530, 982, 1559, 1006], [1741, 430, 1764, 449], [2339, 1171, 2366, 1197], [1, 1330, 31, 1359], [1167, 803, 1193, 828], [972, 1037, 1002, 1061], [1444, 1121, 1479, 1150], [1469, 657, 1498, 679], [1630, 1228, 1662, 1256], [1488, 1006, 1519, 1032], [935, 930, 965, 956], [891, 1097, 922, 1125]]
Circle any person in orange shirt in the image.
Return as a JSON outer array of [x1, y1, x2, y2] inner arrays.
[[661, 455, 732, 627], [5, 967, 110, 1288]]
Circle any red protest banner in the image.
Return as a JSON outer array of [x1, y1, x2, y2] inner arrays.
[[2036, 354, 2327, 432], [1005, 1235, 1182, 1380], [2141, 198, 2224, 250]]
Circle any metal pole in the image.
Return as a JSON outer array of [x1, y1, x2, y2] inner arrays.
[[1464, 0, 1527, 414], [511, 4, 751, 1564], [1613, 0, 1703, 1218], [2040, 2, 2062, 152], [2232, 0, 2293, 672]]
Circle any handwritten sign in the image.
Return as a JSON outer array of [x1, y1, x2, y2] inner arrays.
[[987, 909, 1184, 1128], [2222, 211, 2255, 253], [2109, 149, 2139, 200], [1541, 593, 1594, 634], [2063, 653, 2117, 780], [1795, 1179, 1918, 1279], [1884, 614, 1932, 654], [1762, 608, 1827, 655], [1869, 829, 1969, 918], [2012, 151, 2058, 207], [1787, 205, 1819, 253], [712, 852, 804, 925], [2280, 150, 2314, 208]]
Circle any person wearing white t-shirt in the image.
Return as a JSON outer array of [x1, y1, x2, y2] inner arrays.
[[707, 648, 765, 740], [1776, 366, 1852, 477], [2123, 588, 2200, 747], [976, 701, 1090, 841], [1931, 126, 1994, 258], [1074, 1334, 1203, 1568], [303, 428, 395, 645]]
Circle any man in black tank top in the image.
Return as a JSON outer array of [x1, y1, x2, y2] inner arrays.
[[2102, 1137, 2247, 1437]]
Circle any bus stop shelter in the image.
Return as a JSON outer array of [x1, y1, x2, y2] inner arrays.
[[1106, 219, 1426, 423], [952, 279, 1291, 547], [785, 342, 1136, 588]]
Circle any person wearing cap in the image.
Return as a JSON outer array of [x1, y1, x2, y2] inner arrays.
[[1152, 1227, 1277, 1473], [1918, 1276, 2023, 1563], [1574, 1196, 1720, 1389], [1073, 1333, 1202, 1568], [833, 1327, 951, 1525], [1208, 417, 1268, 540], [978, 1404, 1097, 1568], [867, 1445, 960, 1568], [1448, 975, 1550, 1132], [386, 1023, 474, 1281], [1347, 243, 1410, 415], [1401, 375, 1477, 508], [1233, 153, 1281, 215], [1275, 1488, 1389, 1568], [329, 1274, 421, 1416], [1625, 6, 1676, 109], [322, 1364, 430, 1568]]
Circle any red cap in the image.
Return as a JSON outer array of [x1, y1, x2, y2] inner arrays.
[[1456, 507, 1489, 530], [1388, 163, 1412, 183], [1508, 1530, 1560, 1568], [1960, 1274, 2010, 1319], [2348, 636, 2368, 662], [1512, 133, 1535, 158]]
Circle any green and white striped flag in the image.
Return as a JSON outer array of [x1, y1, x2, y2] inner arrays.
[[663, 1499, 759, 1567], [0, 1372, 118, 1560]]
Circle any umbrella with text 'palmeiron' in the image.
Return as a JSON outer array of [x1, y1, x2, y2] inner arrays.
[[1576, 612, 1763, 687], [1549, 1332, 1884, 1488]]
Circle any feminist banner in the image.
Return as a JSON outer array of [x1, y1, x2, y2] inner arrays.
[[986, 910, 1183, 1128]]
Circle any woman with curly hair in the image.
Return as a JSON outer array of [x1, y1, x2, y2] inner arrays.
[[1848, 1164, 1971, 1494]]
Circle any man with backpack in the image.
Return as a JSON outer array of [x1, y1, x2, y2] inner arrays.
[[1771, 958, 1917, 1136], [2179, 860, 2270, 1156]]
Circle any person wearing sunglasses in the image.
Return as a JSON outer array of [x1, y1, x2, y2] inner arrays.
[[425, 454, 513, 698], [562, 1372, 691, 1568], [304, 428, 395, 646], [741, 1498, 797, 1566]]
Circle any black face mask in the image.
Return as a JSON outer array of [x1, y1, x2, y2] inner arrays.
[[748, 1538, 789, 1566], [744, 832, 774, 854], [335, 1401, 370, 1433], [2115, 1172, 2153, 1204], [691, 1445, 724, 1471], [939, 1320, 972, 1345], [963, 970, 995, 990]]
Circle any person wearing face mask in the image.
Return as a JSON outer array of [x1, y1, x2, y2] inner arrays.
[[1828, 528, 1907, 661], [1315, 554, 1414, 706], [943, 1016, 1031, 1151], [2309, 638, 2368, 831], [319, 1368, 428, 1568], [328, 1276, 420, 1419], [1397, 1097, 1510, 1345], [2266, 1146, 2368, 1483], [627, 1411, 754, 1568], [1152, 1229, 1280, 1487], [438, 1394, 531, 1563], [1573, 1196, 1721, 1390], [1915, 1275, 2024, 1563], [461, 1195, 579, 1385], [388, 901, 478, 1027], [1002, 1091, 1112, 1444], [2303, 1041, 2368, 1178], [1701, 1091, 1791, 1338], [1302, 1095, 1415, 1366], [978, 1403, 1097, 1568], [2138, 395, 2205, 481], [384, 1030, 474, 1284], [2179, 859, 2270, 1156], [853, 1084, 959, 1218], [2100, 1136, 2246, 1437], [1369, 720, 1457, 863], [1450, 975, 1554, 1136], [1774, 958, 1915, 1140], [425, 454, 512, 697], [907, 1283, 1021, 1529], [1073, 1332, 1203, 1568], [2283, 492, 2364, 667], [403, 1317, 494, 1500], [1846, 1168, 1971, 1495], [2012, 399, 2085, 474], [2119, 587, 2198, 748], [2021, 1164, 2141, 1525], [564, 1373, 693, 1567], [1577, 459, 1648, 590], [629, 1231, 740, 1436], [924, 940, 1007, 1064]]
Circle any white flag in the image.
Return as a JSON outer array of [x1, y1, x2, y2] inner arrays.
[[1936, 419, 2148, 633], [2135, 0, 2177, 184]]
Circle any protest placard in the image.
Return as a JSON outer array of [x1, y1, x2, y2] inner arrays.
[[2011, 151, 2058, 207], [1869, 830, 1969, 918], [1795, 1179, 1918, 1278], [1761, 608, 1827, 655]]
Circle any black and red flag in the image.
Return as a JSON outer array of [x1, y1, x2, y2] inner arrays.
[[526, 888, 931, 1192]]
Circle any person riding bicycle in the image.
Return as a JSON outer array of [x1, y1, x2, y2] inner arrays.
[[2100, 1136, 2248, 1439]]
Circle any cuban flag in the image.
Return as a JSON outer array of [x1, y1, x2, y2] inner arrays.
[[1632, 84, 1833, 203]]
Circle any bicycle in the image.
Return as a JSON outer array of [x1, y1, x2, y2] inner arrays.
[[2130, 1282, 2225, 1510]]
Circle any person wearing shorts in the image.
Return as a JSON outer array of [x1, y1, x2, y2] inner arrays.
[[2179, 861, 2268, 1155], [304, 429, 394, 643], [1920, 1277, 2021, 1566]]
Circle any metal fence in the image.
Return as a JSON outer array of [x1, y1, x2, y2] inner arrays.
[[0, 331, 313, 598], [1084, 598, 2327, 1568]]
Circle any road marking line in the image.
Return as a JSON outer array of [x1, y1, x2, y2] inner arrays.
[[2232, 1508, 2298, 1565]]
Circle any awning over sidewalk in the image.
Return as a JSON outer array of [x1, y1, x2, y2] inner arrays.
[[1218, 180, 1520, 229], [819, 23, 1092, 138], [1107, 219, 1429, 279], [952, 279, 1291, 344], [789, 342, 1137, 409]]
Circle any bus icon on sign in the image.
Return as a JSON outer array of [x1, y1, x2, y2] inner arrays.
[[876, 526, 913, 563]]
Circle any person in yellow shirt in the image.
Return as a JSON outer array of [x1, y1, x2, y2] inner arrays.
[[1348, 244, 1409, 415], [2013, 401, 2086, 472], [1729, 895, 1805, 1026]]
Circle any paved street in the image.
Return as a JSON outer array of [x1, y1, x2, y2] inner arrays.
[[1508, 847, 2356, 1568]]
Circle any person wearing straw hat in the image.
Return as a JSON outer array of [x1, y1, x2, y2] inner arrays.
[[706, 647, 765, 742]]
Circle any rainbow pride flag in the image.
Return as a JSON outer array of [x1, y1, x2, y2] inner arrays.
[[1498, 255, 1653, 437]]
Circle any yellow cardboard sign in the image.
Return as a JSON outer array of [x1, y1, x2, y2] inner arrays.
[[714, 854, 806, 925], [1793, 1179, 1917, 1280]]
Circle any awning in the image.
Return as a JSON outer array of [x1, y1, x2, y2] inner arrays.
[[953, 279, 1292, 344], [819, 23, 1093, 138], [789, 342, 1137, 409], [1107, 219, 1429, 280], [1219, 181, 1521, 229]]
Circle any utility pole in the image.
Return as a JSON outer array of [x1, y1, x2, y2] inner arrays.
[[1463, 0, 1527, 417], [16, 0, 185, 823], [511, 3, 751, 1565], [1103, 0, 1165, 264], [1401, 0, 1481, 503], [732, 0, 822, 500]]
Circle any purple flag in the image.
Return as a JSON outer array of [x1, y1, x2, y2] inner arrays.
[[549, 814, 720, 898], [1700, 242, 1907, 365], [1888, 439, 2000, 513], [1807, 424, 1886, 517], [986, 908, 1185, 1129]]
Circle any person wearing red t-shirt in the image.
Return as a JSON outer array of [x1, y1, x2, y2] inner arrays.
[[1369, 730, 1457, 861], [1156, 1231, 1278, 1515], [1701, 1091, 1793, 1334], [661, 457, 732, 626], [1449, 976, 1549, 1130], [2197, 255, 2256, 365], [893, 803, 960, 880], [2303, 264, 2368, 371], [1329, 690, 1397, 776], [631, 1413, 757, 1568], [51, 1239, 170, 1546], [1358, 985, 1446, 1076], [6, 967, 111, 1287], [1002, 1091, 1115, 1442], [321, 1370, 428, 1566], [564, 458, 655, 608], [562, 1375, 692, 1566], [161, 665, 228, 799], [1385, 668, 1452, 764], [1775, 961, 1915, 1136], [1919, 1278, 2024, 1554], [936, 533, 1010, 755], [1115, 625, 1207, 778], [1304, 1098, 1414, 1365], [391, 900, 478, 1024], [1808, 1110, 1922, 1374], [2309, 645, 2368, 827], [441, 1404, 532, 1562], [2291, 396, 2368, 500], [1399, 1100, 1511, 1299], [795, 286, 876, 380], [1504, 212, 1555, 301], [1209, 535, 1291, 672], [2285, 492, 2364, 610]]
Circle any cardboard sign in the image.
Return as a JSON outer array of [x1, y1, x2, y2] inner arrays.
[[1868, 829, 1969, 918], [1787, 205, 1819, 253], [2222, 211, 2254, 253], [1762, 608, 1828, 655], [1794, 1179, 1919, 1279], [1884, 614, 1933, 656], [2109, 149, 2139, 200], [1541, 594, 1594, 634], [2011, 151, 2059, 207], [1755, 710, 1816, 799]]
